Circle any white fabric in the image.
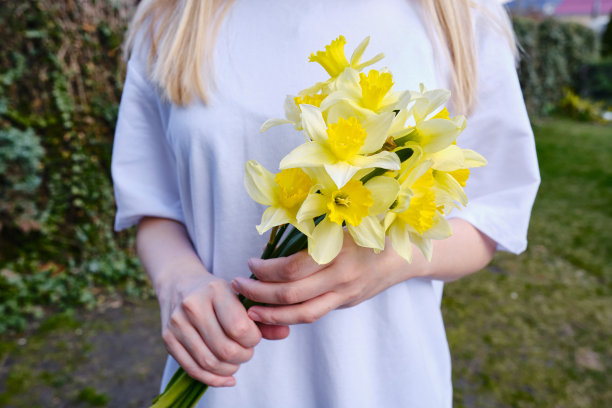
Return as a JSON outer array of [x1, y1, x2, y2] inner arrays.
[[111, 0, 540, 406]]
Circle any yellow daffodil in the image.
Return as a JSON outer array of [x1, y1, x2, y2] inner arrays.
[[384, 162, 453, 263], [279, 104, 400, 188], [389, 84, 466, 154], [244, 161, 315, 236], [261, 92, 329, 133], [320, 68, 410, 117], [309, 35, 384, 79], [296, 168, 399, 264]]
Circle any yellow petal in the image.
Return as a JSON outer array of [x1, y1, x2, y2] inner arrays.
[[347, 215, 385, 250], [296, 193, 328, 223], [300, 104, 328, 142], [415, 118, 463, 153], [256, 207, 291, 235], [280, 142, 336, 169], [388, 220, 413, 263], [364, 176, 400, 215], [308, 217, 344, 264], [433, 171, 468, 206], [244, 160, 277, 206], [410, 233, 433, 262]]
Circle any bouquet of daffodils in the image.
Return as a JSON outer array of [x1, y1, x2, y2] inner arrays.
[[151, 35, 486, 408]]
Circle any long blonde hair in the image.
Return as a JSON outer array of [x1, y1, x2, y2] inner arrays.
[[124, 0, 516, 114]]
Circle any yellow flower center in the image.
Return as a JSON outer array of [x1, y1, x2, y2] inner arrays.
[[359, 70, 393, 111], [309, 35, 350, 77], [326, 117, 367, 161], [432, 107, 450, 120], [294, 93, 327, 110], [398, 170, 437, 234], [448, 168, 470, 187], [327, 179, 373, 226], [275, 168, 312, 209]]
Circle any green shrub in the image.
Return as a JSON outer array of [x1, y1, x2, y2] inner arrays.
[[557, 88, 605, 122], [513, 17, 598, 116], [0, 0, 149, 333], [577, 58, 612, 105], [602, 10, 612, 57], [0, 127, 44, 232]]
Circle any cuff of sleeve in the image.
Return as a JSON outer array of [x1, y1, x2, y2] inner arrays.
[[448, 208, 528, 255], [114, 204, 185, 231]]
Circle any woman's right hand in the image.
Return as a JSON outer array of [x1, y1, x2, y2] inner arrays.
[[159, 270, 262, 387]]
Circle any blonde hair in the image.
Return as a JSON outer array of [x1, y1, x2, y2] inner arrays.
[[125, 0, 516, 113]]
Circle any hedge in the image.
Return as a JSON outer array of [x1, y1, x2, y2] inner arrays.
[[513, 17, 599, 116], [0, 0, 147, 333]]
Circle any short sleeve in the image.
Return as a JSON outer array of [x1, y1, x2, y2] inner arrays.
[[111, 57, 184, 231], [449, 2, 541, 254]]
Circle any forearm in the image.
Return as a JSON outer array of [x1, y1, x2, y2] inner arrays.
[[136, 217, 212, 299], [384, 218, 497, 284]]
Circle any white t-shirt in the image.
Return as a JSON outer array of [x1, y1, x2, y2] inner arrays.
[[111, 0, 540, 406]]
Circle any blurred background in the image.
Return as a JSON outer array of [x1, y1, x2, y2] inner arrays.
[[0, 0, 610, 407]]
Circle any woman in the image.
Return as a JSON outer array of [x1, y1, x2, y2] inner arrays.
[[111, 0, 540, 406]]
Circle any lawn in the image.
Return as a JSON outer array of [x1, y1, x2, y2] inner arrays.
[[443, 118, 612, 407]]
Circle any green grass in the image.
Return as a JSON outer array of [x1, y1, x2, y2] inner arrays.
[[443, 118, 612, 407]]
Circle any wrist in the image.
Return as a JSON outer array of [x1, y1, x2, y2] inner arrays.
[[380, 239, 433, 286]]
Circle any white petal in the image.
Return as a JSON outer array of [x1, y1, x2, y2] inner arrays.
[[388, 221, 413, 263], [430, 145, 465, 171], [324, 162, 359, 189], [260, 118, 293, 133], [399, 159, 432, 188], [364, 176, 400, 215], [361, 111, 394, 153], [256, 207, 291, 235], [295, 218, 315, 237], [296, 193, 328, 223], [280, 142, 336, 169], [350, 36, 370, 66], [354, 53, 384, 71], [411, 234, 433, 262], [308, 218, 344, 265], [434, 171, 468, 206], [244, 160, 277, 205], [423, 215, 453, 240], [462, 149, 488, 168], [300, 104, 328, 142], [347, 215, 385, 250], [351, 151, 401, 171], [416, 118, 463, 153]]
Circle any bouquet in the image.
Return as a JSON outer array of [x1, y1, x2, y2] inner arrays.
[[151, 35, 486, 408]]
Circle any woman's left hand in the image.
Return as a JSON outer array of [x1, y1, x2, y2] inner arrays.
[[231, 233, 424, 325]]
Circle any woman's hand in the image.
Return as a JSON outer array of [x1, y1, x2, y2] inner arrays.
[[231, 218, 496, 326], [158, 269, 263, 387], [231, 232, 425, 326], [137, 217, 290, 388]]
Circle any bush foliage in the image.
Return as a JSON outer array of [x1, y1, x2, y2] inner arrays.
[[513, 17, 598, 116], [0, 0, 147, 333]]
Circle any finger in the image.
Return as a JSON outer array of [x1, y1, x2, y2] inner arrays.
[[233, 267, 334, 305], [170, 320, 239, 377], [163, 331, 236, 387], [257, 323, 290, 340], [247, 292, 340, 325], [182, 298, 254, 365], [213, 291, 262, 348], [248, 251, 322, 282]]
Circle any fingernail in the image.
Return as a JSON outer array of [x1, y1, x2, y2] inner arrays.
[[248, 310, 261, 322], [223, 378, 235, 387], [248, 258, 260, 270], [231, 279, 241, 292]]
